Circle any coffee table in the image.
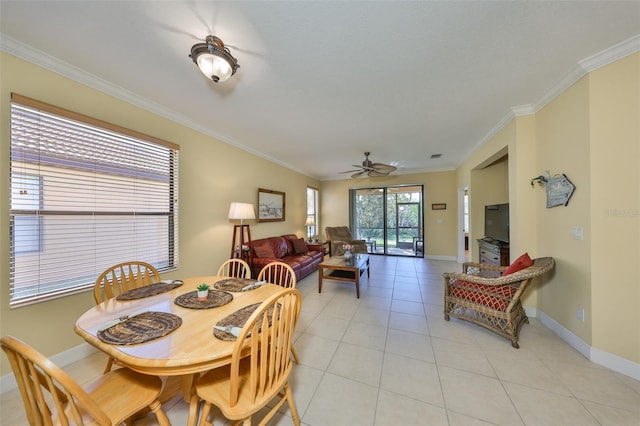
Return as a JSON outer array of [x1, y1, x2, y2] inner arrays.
[[318, 254, 370, 298]]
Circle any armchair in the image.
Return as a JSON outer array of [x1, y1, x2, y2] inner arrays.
[[443, 256, 554, 348], [325, 226, 368, 256]]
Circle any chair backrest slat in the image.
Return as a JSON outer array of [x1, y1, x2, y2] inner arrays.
[[217, 259, 251, 279], [94, 261, 160, 304], [257, 262, 296, 288], [2, 336, 111, 425], [228, 289, 301, 407]]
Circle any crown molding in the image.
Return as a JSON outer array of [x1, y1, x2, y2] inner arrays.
[[3, 32, 638, 179], [530, 34, 640, 116], [0, 33, 313, 179], [580, 34, 640, 73], [467, 34, 640, 164]]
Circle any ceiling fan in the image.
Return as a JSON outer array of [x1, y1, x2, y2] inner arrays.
[[340, 152, 397, 178]]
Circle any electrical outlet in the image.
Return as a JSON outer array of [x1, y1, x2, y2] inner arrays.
[[576, 307, 585, 322]]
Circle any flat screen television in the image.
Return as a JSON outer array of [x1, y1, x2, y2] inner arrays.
[[484, 203, 510, 244]]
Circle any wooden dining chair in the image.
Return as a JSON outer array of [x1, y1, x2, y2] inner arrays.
[[1, 335, 170, 426], [257, 261, 300, 363], [257, 261, 296, 288], [94, 260, 160, 373], [93, 261, 160, 304], [195, 288, 302, 426], [217, 258, 251, 279]]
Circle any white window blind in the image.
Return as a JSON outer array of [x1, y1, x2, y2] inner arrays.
[[9, 94, 179, 306]]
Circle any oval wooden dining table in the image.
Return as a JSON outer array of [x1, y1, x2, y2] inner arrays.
[[75, 275, 286, 426]]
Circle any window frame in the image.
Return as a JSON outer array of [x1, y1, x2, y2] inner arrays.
[[306, 186, 319, 239], [9, 94, 180, 307]]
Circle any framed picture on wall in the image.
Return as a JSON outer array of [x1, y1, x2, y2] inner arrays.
[[432, 203, 447, 210], [258, 188, 286, 222]]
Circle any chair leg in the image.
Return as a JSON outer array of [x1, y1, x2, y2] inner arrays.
[[284, 382, 301, 426], [290, 344, 300, 364], [148, 399, 171, 426], [198, 402, 213, 426], [103, 357, 114, 374]]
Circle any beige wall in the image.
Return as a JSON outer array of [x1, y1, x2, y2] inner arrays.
[[320, 171, 458, 258], [588, 54, 639, 361], [0, 53, 319, 374], [457, 54, 640, 364], [535, 76, 593, 344]]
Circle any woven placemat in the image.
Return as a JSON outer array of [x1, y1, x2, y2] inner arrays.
[[214, 278, 258, 292], [174, 290, 233, 309], [97, 311, 182, 345], [213, 303, 275, 341], [116, 281, 183, 301]]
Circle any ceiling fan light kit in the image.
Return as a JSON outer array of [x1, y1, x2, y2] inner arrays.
[[340, 152, 397, 178], [189, 35, 239, 83]]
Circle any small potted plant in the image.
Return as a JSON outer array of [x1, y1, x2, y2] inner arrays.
[[196, 283, 210, 300]]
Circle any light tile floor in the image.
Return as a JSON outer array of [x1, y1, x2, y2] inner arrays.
[[2, 256, 639, 425]]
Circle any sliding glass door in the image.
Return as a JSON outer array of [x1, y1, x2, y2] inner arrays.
[[351, 185, 423, 257]]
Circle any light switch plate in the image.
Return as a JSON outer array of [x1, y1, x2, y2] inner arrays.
[[572, 226, 583, 240]]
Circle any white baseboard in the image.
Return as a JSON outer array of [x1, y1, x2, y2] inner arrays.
[[425, 254, 457, 261], [535, 309, 640, 381], [1, 342, 98, 393]]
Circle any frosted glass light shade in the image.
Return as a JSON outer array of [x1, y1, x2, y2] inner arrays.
[[190, 35, 239, 83], [196, 54, 233, 82]]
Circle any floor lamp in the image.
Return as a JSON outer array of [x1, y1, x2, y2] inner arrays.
[[228, 202, 255, 259]]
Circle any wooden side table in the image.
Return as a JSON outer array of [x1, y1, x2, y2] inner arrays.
[[308, 240, 329, 255]]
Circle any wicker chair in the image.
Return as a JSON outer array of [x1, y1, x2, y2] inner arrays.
[[443, 257, 554, 348]]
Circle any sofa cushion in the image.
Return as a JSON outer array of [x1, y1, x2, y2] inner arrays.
[[253, 240, 275, 258], [271, 237, 291, 258], [450, 280, 517, 311], [503, 252, 533, 276], [291, 238, 308, 254]]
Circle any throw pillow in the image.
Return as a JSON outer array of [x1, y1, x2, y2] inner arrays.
[[503, 252, 533, 275], [253, 241, 275, 258], [292, 238, 308, 254]]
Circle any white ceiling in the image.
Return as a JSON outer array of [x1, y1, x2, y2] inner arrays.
[[1, 1, 639, 180]]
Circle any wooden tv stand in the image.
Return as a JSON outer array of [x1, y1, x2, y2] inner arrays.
[[477, 238, 510, 266]]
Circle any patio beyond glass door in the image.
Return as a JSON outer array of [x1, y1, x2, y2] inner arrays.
[[351, 185, 423, 257]]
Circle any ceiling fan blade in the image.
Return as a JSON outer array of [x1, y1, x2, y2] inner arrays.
[[354, 165, 377, 171], [371, 163, 397, 173], [351, 171, 366, 178], [367, 170, 390, 177]]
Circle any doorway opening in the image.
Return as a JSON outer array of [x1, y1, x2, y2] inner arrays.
[[350, 185, 424, 257]]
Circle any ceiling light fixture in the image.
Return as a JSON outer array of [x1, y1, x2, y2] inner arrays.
[[189, 35, 239, 83]]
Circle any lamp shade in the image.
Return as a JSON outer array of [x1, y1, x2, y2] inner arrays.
[[304, 216, 316, 226], [228, 202, 255, 220]]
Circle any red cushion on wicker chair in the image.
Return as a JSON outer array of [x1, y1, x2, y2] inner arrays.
[[503, 252, 533, 276], [450, 281, 517, 311]]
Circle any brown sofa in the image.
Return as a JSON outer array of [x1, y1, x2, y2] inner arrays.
[[247, 234, 324, 280]]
